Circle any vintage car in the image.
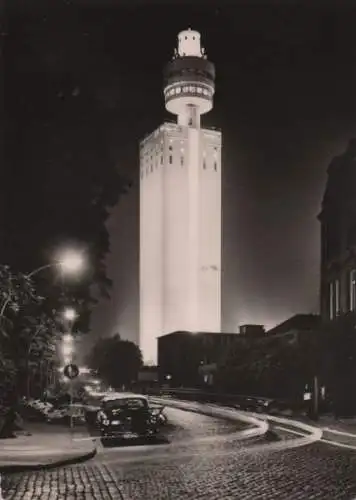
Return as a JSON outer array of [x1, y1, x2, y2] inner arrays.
[[96, 392, 165, 441]]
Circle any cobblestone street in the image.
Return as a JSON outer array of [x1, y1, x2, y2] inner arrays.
[[2, 406, 356, 499]]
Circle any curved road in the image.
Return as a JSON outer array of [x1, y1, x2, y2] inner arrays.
[[2, 406, 356, 499]]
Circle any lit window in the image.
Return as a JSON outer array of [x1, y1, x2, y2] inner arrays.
[[192, 86, 196, 92], [169, 155, 173, 164], [176, 87, 181, 93], [350, 269, 356, 311], [329, 282, 334, 320], [197, 87, 202, 94], [189, 86, 194, 92], [203, 89, 208, 95], [183, 86, 188, 92], [335, 279, 340, 316]]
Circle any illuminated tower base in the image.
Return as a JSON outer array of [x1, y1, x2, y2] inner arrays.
[[139, 29, 222, 364]]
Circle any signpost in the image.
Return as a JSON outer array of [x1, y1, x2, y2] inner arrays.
[[63, 364, 79, 430]]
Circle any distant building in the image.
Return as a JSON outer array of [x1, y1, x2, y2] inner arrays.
[[318, 139, 356, 321], [239, 324, 265, 337], [266, 314, 321, 340], [158, 331, 238, 387]]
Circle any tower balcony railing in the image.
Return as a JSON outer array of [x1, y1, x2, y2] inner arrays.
[[162, 119, 221, 133], [140, 121, 221, 145]]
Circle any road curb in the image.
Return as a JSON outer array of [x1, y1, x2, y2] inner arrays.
[[150, 397, 269, 440], [0, 446, 97, 473]]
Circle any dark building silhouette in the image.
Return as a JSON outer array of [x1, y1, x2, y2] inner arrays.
[[266, 314, 321, 338], [318, 139, 356, 321], [239, 324, 265, 337], [318, 140, 356, 416], [157, 331, 238, 387]]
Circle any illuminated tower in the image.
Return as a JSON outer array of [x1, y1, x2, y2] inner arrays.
[[139, 29, 221, 364]]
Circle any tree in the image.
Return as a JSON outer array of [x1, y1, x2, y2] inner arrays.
[[216, 332, 315, 400], [0, 264, 63, 399], [87, 334, 143, 389], [0, 265, 38, 338]]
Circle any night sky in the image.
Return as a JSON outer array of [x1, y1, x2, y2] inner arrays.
[[7, 1, 356, 357]]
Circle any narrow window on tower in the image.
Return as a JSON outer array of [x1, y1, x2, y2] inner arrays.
[[214, 161, 218, 171], [150, 164, 153, 172], [180, 156, 184, 166], [160, 155, 163, 165], [203, 151, 207, 169], [169, 155, 173, 164]]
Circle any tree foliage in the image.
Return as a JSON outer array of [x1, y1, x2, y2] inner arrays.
[[216, 333, 315, 399], [0, 264, 62, 399], [86, 334, 143, 389]]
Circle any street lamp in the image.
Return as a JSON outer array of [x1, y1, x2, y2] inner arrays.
[[0, 249, 86, 319], [63, 307, 78, 322], [57, 250, 86, 276], [27, 249, 86, 278]]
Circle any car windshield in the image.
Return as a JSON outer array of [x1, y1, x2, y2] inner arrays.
[[102, 398, 147, 410]]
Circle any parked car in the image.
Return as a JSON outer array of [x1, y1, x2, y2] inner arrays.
[[96, 392, 166, 443], [46, 403, 86, 425]]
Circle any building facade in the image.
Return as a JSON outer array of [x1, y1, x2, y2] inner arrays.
[[158, 331, 237, 387], [319, 140, 356, 322], [140, 29, 222, 364]]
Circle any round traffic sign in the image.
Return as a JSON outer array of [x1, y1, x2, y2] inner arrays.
[[64, 363, 79, 380]]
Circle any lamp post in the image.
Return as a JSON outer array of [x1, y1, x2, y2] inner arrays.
[[62, 307, 78, 430], [27, 250, 86, 278], [0, 249, 86, 318]]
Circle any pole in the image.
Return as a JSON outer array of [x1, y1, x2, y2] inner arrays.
[[312, 374, 319, 421], [70, 380, 73, 433]]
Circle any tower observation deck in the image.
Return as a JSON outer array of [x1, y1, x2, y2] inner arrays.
[[163, 28, 215, 128]]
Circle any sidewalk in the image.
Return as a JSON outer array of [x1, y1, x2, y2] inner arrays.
[[275, 412, 356, 448], [0, 421, 97, 471]]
